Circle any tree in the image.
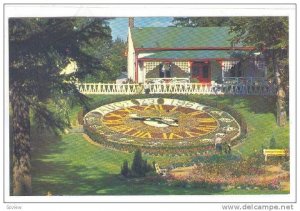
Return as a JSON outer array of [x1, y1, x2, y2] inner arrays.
[[121, 160, 130, 177], [229, 17, 288, 126], [121, 150, 154, 178], [81, 37, 127, 82], [105, 38, 127, 79], [131, 149, 144, 177], [9, 17, 112, 195], [173, 17, 289, 126]]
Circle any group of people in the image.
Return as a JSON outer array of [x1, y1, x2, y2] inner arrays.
[[159, 62, 172, 78]]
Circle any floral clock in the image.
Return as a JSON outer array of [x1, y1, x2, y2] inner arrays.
[[83, 98, 241, 155]]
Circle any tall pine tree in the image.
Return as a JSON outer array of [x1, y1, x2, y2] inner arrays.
[[9, 17, 111, 195]]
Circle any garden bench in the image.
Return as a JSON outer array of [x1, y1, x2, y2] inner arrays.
[[263, 149, 288, 161], [155, 163, 167, 176]]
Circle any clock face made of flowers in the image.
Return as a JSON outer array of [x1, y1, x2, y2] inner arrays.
[[84, 98, 241, 154]]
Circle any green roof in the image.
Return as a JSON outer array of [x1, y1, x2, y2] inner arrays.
[[131, 27, 235, 49], [141, 50, 245, 60]]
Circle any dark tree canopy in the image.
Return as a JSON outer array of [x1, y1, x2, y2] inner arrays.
[[82, 37, 127, 82], [9, 17, 113, 195], [10, 17, 112, 131], [229, 17, 288, 50], [229, 17, 288, 126]]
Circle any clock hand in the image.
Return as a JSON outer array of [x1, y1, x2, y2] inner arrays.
[[129, 114, 178, 127], [129, 114, 178, 122]]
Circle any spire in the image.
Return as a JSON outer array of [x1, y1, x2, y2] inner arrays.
[[129, 17, 134, 28]]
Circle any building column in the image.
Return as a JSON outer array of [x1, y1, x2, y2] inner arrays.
[[135, 54, 138, 82]]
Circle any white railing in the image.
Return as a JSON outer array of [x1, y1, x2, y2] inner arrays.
[[76, 82, 276, 96], [76, 83, 144, 95], [223, 77, 268, 86], [145, 78, 190, 84]]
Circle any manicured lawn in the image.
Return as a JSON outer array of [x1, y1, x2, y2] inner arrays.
[[31, 94, 289, 195]]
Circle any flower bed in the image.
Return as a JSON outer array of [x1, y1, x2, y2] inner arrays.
[[167, 173, 289, 190], [168, 155, 289, 190], [82, 95, 247, 155]]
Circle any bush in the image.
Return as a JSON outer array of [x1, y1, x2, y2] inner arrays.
[[121, 160, 130, 177], [194, 153, 265, 178], [282, 161, 290, 171], [131, 149, 145, 177], [269, 136, 276, 149], [121, 149, 155, 178]]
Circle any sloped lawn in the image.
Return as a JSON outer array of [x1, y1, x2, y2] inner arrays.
[[31, 95, 289, 195]]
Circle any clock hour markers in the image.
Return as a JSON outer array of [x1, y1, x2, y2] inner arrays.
[[185, 131, 202, 138], [162, 133, 183, 139], [131, 131, 152, 138], [84, 98, 241, 154], [110, 125, 134, 134], [101, 103, 219, 139], [188, 110, 205, 117]]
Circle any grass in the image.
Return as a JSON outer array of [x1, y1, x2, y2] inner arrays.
[[30, 94, 289, 195]]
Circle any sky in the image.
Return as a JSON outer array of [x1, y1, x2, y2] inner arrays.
[[108, 17, 173, 41]]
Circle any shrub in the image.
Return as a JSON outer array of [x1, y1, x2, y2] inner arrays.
[[142, 159, 154, 175], [120, 149, 155, 178], [131, 149, 145, 177], [269, 136, 276, 149], [190, 78, 199, 83], [282, 161, 290, 171], [121, 160, 130, 177], [193, 154, 265, 178]]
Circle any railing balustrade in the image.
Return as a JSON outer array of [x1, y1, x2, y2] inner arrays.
[[223, 77, 269, 86], [76, 82, 276, 96], [145, 78, 190, 84]]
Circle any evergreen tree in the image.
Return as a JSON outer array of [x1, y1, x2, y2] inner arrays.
[[9, 17, 112, 195], [121, 160, 130, 177], [131, 149, 144, 177]]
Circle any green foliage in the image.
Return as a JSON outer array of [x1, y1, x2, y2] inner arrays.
[[120, 160, 130, 177], [30, 95, 289, 195], [119, 149, 154, 178], [131, 149, 145, 177], [229, 17, 288, 50], [269, 136, 277, 149], [81, 38, 127, 82], [282, 161, 290, 171], [195, 153, 265, 178], [9, 18, 112, 195], [190, 78, 199, 83], [10, 17, 112, 133], [229, 17, 289, 125]]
